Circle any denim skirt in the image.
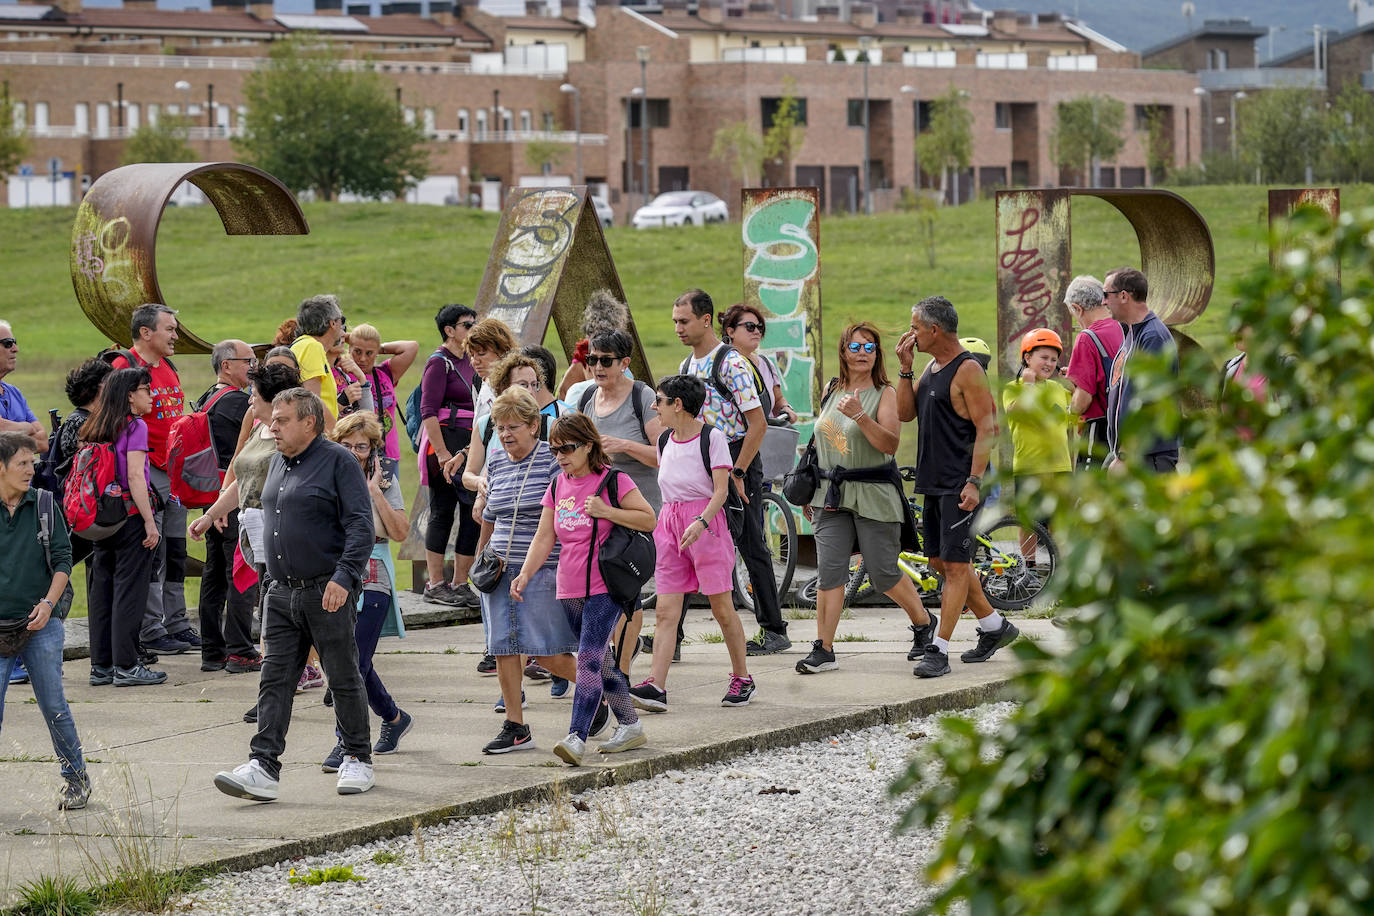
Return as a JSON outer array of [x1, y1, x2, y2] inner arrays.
[[479, 565, 578, 657]]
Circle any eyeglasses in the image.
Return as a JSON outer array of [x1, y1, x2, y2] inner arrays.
[[1102, 288, 1121, 296], [495, 424, 531, 436], [457, 320, 476, 330], [587, 354, 623, 368], [0, 338, 16, 349], [732, 321, 765, 334], [653, 394, 676, 406], [135, 385, 152, 394], [333, 315, 348, 331], [225, 357, 259, 368], [847, 342, 877, 353], [342, 441, 372, 454], [550, 442, 585, 455]]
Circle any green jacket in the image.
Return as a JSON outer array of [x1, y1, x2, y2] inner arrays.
[[0, 488, 73, 621]]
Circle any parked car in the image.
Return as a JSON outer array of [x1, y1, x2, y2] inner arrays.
[[631, 191, 729, 229], [591, 195, 614, 229]]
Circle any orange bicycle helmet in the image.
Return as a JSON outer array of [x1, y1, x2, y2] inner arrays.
[[1020, 328, 1063, 360]]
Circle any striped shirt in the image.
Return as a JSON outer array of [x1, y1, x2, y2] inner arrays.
[[482, 441, 562, 569]]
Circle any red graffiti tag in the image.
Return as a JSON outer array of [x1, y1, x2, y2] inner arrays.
[[1000, 207, 1053, 345]]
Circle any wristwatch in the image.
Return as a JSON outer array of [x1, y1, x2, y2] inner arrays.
[[966, 475, 982, 488], [731, 467, 746, 480]]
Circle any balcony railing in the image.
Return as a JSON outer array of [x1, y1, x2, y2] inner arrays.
[[1198, 68, 1326, 90], [24, 124, 240, 140], [0, 49, 565, 77], [437, 129, 608, 145]]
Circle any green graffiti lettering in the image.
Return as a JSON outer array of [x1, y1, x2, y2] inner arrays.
[[743, 198, 818, 304]]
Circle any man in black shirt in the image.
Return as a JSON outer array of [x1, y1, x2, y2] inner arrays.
[[195, 339, 256, 674], [213, 388, 375, 802], [895, 296, 1019, 678]]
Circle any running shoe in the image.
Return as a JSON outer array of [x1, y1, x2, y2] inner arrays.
[[913, 645, 951, 678], [907, 610, 941, 661], [374, 710, 413, 755], [477, 654, 498, 676], [590, 699, 611, 738], [524, 660, 551, 681], [745, 629, 792, 656], [628, 678, 668, 712], [201, 656, 226, 672], [114, 664, 167, 687], [599, 721, 646, 754], [213, 759, 279, 802], [794, 640, 837, 674], [423, 583, 461, 606], [553, 733, 585, 766], [174, 628, 203, 648], [452, 583, 480, 609], [494, 690, 527, 714], [960, 619, 1020, 663], [225, 653, 263, 674], [141, 636, 186, 656], [297, 664, 323, 692], [721, 675, 756, 707], [482, 720, 534, 755], [321, 741, 346, 773], [549, 676, 571, 699], [336, 756, 374, 795], [89, 664, 114, 687], [58, 777, 91, 811]]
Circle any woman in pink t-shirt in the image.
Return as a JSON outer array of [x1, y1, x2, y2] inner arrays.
[[513, 413, 656, 766], [628, 375, 757, 714]]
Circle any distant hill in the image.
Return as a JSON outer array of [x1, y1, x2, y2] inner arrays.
[[1010, 0, 1357, 62]]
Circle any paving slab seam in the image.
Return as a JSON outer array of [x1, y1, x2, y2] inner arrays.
[[158, 676, 1017, 882]]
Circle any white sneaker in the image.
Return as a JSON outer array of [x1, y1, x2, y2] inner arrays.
[[598, 721, 646, 754], [336, 755, 374, 795], [213, 759, 279, 802], [553, 733, 585, 766]]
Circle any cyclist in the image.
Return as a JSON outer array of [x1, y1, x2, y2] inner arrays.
[[896, 296, 1020, 678]]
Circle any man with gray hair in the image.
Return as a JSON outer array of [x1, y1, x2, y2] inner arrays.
[[1062, 275, 1123, 470], [194, 340, 258, 674], [214, 387, 374, 801], [290, 295, 347, 433]]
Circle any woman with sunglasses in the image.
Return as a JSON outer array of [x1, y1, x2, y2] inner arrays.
[[719, 304, 798, 424], [796, 322, 939, 675], [512, 412, 656, 765]]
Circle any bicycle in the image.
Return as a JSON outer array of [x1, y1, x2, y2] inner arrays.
[[794, 466, 1059, 612], [730, 481, 799, 613]]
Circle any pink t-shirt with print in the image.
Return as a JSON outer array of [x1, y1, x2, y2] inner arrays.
[[657, 426, 732, 503], [542, 468, 641, 599]]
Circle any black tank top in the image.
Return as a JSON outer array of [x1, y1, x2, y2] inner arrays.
[[914, 350, 978, 495]]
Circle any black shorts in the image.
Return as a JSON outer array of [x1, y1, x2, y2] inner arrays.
[[923, 493, 980, 563]]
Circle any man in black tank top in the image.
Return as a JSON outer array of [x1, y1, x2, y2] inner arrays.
[[895, 296, 1020, 678]]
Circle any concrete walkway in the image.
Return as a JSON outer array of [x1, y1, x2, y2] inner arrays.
[[0, 598, 1063, 905]]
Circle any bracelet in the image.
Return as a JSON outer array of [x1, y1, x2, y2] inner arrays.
[[693, 515, 708, 527], [899, 370, 915, 379], [38, 598, 53, 610]]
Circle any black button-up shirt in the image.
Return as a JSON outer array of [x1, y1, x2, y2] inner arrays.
[[261, 435, 373, 591]]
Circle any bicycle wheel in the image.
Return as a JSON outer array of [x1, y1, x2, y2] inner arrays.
[[971, 514, 1059, 610], [843, 556, 871, 606], [733, 490, 799, 611]]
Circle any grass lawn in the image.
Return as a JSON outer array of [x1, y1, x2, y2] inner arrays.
[[2, 183, 1363, 616]]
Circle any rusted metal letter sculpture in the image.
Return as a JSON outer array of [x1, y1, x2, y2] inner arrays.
[[71, 162, 309, 354], [474, 186, 652, 382], [1269, 188, 1340, 280]]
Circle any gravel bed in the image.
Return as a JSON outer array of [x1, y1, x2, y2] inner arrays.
[[169, 702, 1015, 916]]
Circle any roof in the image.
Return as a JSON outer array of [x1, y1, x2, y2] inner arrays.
[[493, 15, 585, 31], [1140, 19, 1265, 58]]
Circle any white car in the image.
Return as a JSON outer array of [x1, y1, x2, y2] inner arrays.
[[591, 195, 614, 229], [632, 191, 729, 229]]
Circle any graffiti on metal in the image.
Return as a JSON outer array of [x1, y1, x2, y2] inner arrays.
[[994, 188, 1215, 384], [475, 187, 652, 383], [71, 162, 308, 354], [741, 187, 822, 416]]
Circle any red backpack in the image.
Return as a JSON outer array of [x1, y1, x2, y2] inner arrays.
[[167, 386, 236, 509], [62, 442, 137, 541]]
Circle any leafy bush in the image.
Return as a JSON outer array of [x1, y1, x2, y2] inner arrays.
[[894, 206, 1374, 915], [287, 865, 366, 887], [12, 876, 95, 916]]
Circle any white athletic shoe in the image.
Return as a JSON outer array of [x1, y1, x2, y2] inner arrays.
[[336, 756, 375, 795], [599, 721, 646, 754], [213, 759, 279, 802], [553, 733, 586, 766]]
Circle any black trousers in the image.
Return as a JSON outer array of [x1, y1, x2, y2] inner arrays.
[[198, 510, 257, 661], [250, 580, 370, 779], [728, 439, 787, 636], [88, 514, 157, 669], [424, 452, 481, 557]]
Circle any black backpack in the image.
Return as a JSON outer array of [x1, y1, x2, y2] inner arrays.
[[657, 422, 744, 541], [680, 344, 773, 420], [579, 380, 650, 443], [587, 469, 656, 609]]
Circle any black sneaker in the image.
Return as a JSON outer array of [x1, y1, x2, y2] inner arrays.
[[321, 741, 346, 773], [322, 687, 333, 708], [452, 584, 480, 609], [374, 710, 413, 755], [794, 640, 837, 674], [589, 699, 610, 738], [225, 652, 263, 674], [423, 583, 462, 607], [960, 619, 1020, 663], [476, 654, 497, 676], [141, 636, 186, 655], [175, 628, 203, 648], [138, 649, 159, 667], [745, 629, 792, 656], [482, 720, 534, 755], [628, 678, 668, 712], [243, 704, 258, 724], [913, 644, 951, 678], [201, 656, 226, 672], [907, 610, 941, 661]]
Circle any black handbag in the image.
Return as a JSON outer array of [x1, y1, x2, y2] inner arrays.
[[470, 447, 538, 594], [589, 470, 656, 609], [781, 378, 840, 506], [0, 617, 33, 658]]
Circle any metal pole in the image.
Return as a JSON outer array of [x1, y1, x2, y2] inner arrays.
[[117, 82, 124, 129], [639, 57, 649, 210], [862, 49, 871, 214], [573, 91, 582, 185], [625, 93, 634, 204]]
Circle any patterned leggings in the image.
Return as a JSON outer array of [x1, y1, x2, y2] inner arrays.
[[563, 594, 639, 741]]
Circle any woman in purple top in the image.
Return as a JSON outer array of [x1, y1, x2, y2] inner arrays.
[[81, 367, 165, 687], [418, 304, 483, 610]]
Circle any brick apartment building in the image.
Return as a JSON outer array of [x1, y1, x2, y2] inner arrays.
[[1, 0, 1204, 215]]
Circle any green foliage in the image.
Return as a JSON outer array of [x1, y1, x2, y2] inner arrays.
[[915, 87, 973, 198], [370, 850, 402, 865], [12, 875, 96, 916], [894, 206, 1374, 914], [235, 35, 429, 201], [120, 115, 195, 166], [709, 120, 763, 186], [0, 95, 29, 177], [762, 75, 806, 179], [1050, 94, 1125, 186], [1235, 87, 1327, 184], [287, 864, 366, 886], [523, 138, 569, 175], [1168, 151, 1253, 186], [1322, 80, 1374, 183], [1141, 106, 1171, 183]]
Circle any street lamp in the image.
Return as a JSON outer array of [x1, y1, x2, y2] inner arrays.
[[559, 82, 582, 185], [173, 79, 191, 119], [1230, 90, 1246, 159], [1193, 86, 1209, 157], [636, 46, 650, 210], [628, 87, 644, 212], [1266, 24, 1287, 62], [858, 36, 873, 215], [901, 84, 920, 191]]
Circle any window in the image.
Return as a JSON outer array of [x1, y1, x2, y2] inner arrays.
[[627, 99, 671, 129], [73, 102, 88, 136], [424, 107, 436, 135], [501, 109, 512, 132], [1208, 48, 1228, 70], [403, 107, 415, 125], [995, 102, 1011, 130], [761, 96, 808, 126], [914, 99, 931, 133], [125, 103, 139, 131], [457, 108, 469, 135], [33, 101, 47, 133], [475, 109, 488, 139], [543, 111, 554, 131], [519, 109, 532, 132], [96, 102, 111, 138], [147, 103, 160, 127], [847, 99, 867, 128]]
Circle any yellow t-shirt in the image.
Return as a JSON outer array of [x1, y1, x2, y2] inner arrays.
[[1002, 379, 1073, 475], [291, 335, 339, 419]]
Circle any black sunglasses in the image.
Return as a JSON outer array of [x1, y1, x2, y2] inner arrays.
[[550, 442, 585, 455], [0, 338, 15, 349], [1103, 288, 1121, 296], [653, 394, 676, 405], [587, 354, 624, 368], [732, 321, 765, 334], [457, 320, 476, 329]]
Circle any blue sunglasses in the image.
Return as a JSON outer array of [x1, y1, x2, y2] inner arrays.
[[846, 342, 877, 353]]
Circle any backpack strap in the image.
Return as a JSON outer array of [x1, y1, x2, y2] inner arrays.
[[628, 381, 648, 442], [36, 488, 54, 568], [198, 383, 238, 415], [1081, 328, 1109, 360], [585, 469, 623, 599], [657, 428, 670, 457], [698, 423, 715, 482]]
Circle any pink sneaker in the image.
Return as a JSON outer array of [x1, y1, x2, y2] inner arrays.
[[296, 664, 324, 692]]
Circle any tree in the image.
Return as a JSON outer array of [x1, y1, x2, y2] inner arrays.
[[120, 114, 195, 166], [235, 35, 429, 201], [1323, 80, 1374, 183], [1235, 87, 1327, 184], [1142, 106, 1172, 184], [710, 120, 764, 188], [762, 75, 806, 185], [523, 138, 569, 175], [0, 95, 28, 178], [914, 86, 973, 203], [1050, 94, 1124, 187]]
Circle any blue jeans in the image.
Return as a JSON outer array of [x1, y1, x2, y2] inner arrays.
[[0, 617, 87, 784]]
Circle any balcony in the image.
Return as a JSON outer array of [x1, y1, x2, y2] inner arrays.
[[446, 130, 607, 145], [1198, 68, 1326, 91]]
